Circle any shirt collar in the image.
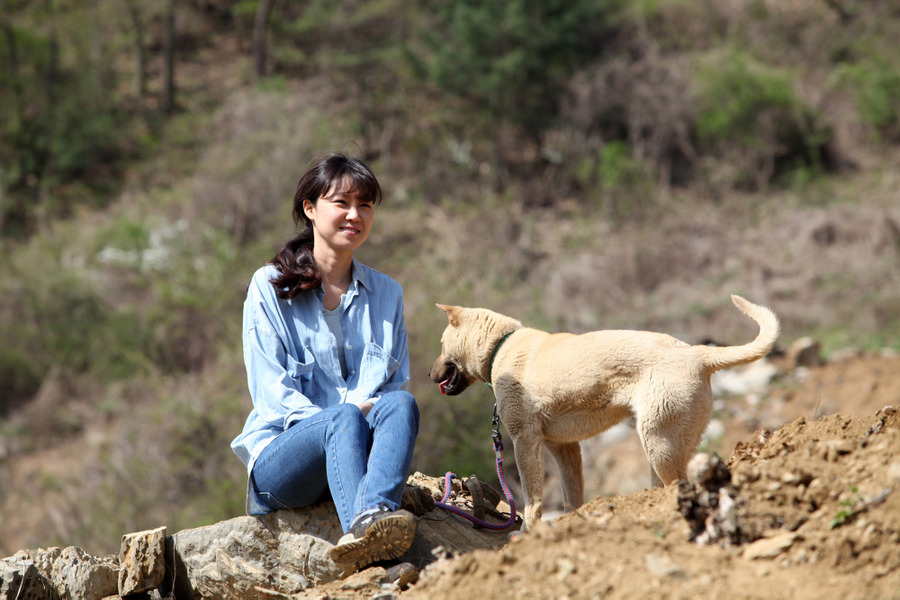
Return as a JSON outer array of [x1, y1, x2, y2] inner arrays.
[[311, 258, 369, 303], [351, 257, 371, 290]]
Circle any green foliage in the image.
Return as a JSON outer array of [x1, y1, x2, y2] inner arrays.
[[693, 48, 831, 188], [577, 141, 654, 221], [0, 212, 247, 401], [834, 57, 900, 140], [694, 50, 797, 145], [49, 94, 127, 184], [419, 0, 622, 137], [0, 347, 42, 415], [5, 272, 155, 381], [830, 485, 863, 529], [0, 2, 133, 237]]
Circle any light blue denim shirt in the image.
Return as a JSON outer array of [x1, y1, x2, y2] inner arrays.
[[231, 258, 410, 513]]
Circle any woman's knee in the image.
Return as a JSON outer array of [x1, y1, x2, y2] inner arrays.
[[379, 391, 419, 428], [328, 402, 370, 435]]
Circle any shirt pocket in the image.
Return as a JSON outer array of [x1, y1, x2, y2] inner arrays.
[[359, 343, 400, 389], [285, 351, 315, 391]]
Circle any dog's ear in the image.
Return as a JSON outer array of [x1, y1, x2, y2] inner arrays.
[[436, 303, 461, 327]]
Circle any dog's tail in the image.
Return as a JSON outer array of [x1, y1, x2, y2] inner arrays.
[[697, 295, 780, 372]]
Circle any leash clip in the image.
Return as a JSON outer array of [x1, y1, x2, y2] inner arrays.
[[491, 403, 504, 458]]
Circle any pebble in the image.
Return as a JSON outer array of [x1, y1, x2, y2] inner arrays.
[[742, 532, 798, 560], [644, 552, 688, 579]]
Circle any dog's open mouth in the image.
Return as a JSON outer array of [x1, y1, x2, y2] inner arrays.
[[438, 364, 459, 396]]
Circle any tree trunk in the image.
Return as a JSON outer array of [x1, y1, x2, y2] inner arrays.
[[123, 0, 146, 99], [35, 0, 60, 228], [160, 0, 175, 113], [252, 0, 275, 80]]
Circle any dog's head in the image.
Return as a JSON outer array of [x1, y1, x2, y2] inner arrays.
[[429, 304, 476, 396], [428, 304, 521, 396]]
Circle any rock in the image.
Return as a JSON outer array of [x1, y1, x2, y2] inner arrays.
[[2, 546, 118, 600], [160, 474, 510, 599], [401, 477, 436, 515], [118, 526, 167, 596], [742, 532, 799, 560], [161, 504, 345, 600], [685, 452, 730, 488], [48, 547, 118, 600], [644, 552, 687, 579], [678, 453, 745, 547], [0, 558, 46, 600], [786, 337, 821, 369]]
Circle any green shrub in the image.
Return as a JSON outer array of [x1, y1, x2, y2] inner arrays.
[[694, 51, 796, 144], [0, 348, 42, 415], [834, 58, 900, 140], [576, 141, 655, 221], [693, 48, 832, 189]]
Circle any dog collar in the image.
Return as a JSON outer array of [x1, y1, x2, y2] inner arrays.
[[486, 331, 515, 389]]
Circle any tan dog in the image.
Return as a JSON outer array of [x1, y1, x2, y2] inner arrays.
[[429, 295, 779, 531]]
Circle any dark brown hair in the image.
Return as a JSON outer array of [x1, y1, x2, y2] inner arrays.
[[268, 153, 383, 299]]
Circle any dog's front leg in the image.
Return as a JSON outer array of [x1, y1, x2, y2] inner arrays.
[[512, 431, 545, 532], [545, 440, 584, 512]]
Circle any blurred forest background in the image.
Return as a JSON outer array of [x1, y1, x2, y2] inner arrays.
[[1, 0, 899, 556]]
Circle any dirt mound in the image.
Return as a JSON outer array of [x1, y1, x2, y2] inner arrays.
[[403, 408, 900, 600]]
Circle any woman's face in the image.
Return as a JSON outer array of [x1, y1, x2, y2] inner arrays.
[[303, 179, 375, 255]]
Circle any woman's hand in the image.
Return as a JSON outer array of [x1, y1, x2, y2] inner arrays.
[[359, 401, 374, 417]]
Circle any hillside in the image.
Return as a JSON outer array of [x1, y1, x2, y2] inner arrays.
[[1, 0, 900, 588]]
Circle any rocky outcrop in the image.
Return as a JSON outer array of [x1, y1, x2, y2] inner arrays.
[[1, 546, 117, 600], [162, 503, 345, 599], [0, 473, 514, 600]]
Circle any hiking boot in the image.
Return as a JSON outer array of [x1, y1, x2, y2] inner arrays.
[[330, 509, 418, 570]]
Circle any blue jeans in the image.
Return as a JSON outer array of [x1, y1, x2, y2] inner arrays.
[[250, 391, 419, 533]]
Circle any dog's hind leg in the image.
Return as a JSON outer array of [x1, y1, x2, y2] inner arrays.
[[636, 384, 711, 487], [638, 430, 687, 487], [636, 415, 693, 487], [545, 440, 584, 512]]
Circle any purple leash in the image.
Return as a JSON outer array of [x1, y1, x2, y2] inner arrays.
[[435, 404, 518, 530]]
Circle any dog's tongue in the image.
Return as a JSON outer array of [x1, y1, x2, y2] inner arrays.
[[439, 378, 451, 395]]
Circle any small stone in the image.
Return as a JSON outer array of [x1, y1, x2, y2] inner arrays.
[[786, 337, 821, 368], [743, 532, 798, 560], [823, 439, 855, 462], [555, 558, 576, 581], [118, 526, 167, 596], [644, 552, 687, 579], [887, 462, 900, 484]]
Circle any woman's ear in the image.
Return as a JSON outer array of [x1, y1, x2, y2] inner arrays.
[[302, 198, 315, 220]]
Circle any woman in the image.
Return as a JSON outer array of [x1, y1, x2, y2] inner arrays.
[[231, 153, 419, 571]]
